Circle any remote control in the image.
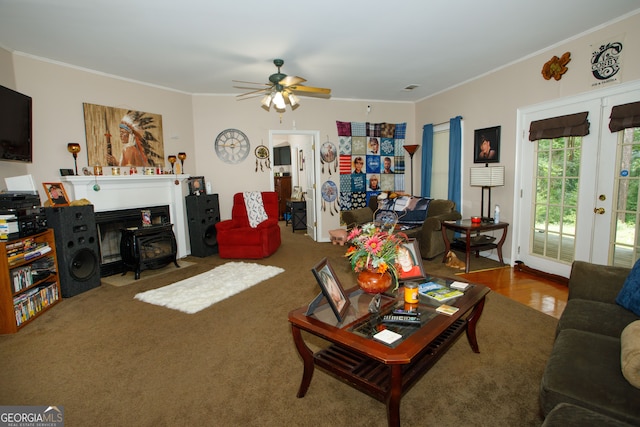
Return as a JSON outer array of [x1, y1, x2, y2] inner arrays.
[[382, 315, 422, 325], [392, 308, 420, 317]]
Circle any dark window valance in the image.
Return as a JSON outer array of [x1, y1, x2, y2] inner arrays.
[[609, 101, 640, 132], [528, 111, 590, 141]]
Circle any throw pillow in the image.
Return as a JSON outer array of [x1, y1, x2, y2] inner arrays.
[[616, 258, 640, 316], [621, 320, 640, 389]]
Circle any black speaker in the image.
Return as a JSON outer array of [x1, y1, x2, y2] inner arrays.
[[186, 194, 220, 257], [45, 205, 101, 297]]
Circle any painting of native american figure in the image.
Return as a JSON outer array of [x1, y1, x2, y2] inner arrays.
[[83, 103, 164, 168]]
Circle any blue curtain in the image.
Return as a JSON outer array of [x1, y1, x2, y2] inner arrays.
[[420, 124, 434, 197], [448, 116, 462, 211]]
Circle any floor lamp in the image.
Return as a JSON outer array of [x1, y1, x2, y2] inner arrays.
[[470, 165, 504, 222], [403, 144, 420, 195]]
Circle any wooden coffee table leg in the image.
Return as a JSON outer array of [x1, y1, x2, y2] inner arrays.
[[291, 325, 315, 398], [465, 297, 486, 353], [386, 364, 402, 427]]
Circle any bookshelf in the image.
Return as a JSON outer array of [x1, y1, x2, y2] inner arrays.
[[0, 229, 61, 334]]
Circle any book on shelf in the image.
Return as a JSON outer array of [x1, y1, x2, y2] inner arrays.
[[418, 281, 464, 302], [11, 265, 33, 293], [8, 243, 51, 265], [436, 304, 460, 315]]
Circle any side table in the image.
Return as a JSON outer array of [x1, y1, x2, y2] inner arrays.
[[441, 219, 509, 273], [286, 199, 306, 232]]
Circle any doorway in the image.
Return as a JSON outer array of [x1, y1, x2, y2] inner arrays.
[[269, 130, 320, 241], [515, 82, 640, 277]]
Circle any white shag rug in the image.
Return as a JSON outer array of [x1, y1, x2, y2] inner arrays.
[[134, 262, 284, 314]]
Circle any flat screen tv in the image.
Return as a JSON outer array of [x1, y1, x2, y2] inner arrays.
[[0, 84, 33, 163], [274, 146, 291, 166]]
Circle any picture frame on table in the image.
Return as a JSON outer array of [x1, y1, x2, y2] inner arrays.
[[42, 182, 70, 207], [311, 258, 350, 322], [187, 176, 205, 195], [291, 186, 303, 200], [397, 239, 426, 281], [473, 126, 501, 163]]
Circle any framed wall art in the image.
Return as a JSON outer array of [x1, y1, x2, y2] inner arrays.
[[474, 126, 501, 163], [310, 258, 350, 322], [83, 103, 165, 168]]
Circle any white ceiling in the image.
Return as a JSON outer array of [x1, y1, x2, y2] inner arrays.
[[1, 0, 639, 102]]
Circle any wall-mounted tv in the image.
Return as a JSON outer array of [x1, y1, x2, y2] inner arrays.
[[0, 84, 33, 163], [274, 146, 291, 166]]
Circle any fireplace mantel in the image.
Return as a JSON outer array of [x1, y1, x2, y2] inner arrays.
[[61, 175, 191, 258]]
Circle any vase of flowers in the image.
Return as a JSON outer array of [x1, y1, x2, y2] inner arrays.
[[345, 223, 407, 296]]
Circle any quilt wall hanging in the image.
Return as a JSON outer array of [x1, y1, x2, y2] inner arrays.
[[336, 121, 407, 211]]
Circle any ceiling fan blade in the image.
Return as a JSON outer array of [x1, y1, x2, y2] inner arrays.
[[232, 80, 271, 86], [233, 85, 273, 91], [237, 93, 267, 101], [280, 75, 306, 86], [289, 85, 331, 95], [236, 87, 271, 98]]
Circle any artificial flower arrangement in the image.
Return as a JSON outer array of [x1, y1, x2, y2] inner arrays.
[[345, 222, 408, 291]]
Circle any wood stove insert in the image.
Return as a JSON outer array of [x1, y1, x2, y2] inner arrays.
[[120, 223, 179, 280]]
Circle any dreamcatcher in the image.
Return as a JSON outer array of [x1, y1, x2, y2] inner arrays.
[[254, 145, 271, 172], [320, 139, 338, 175], [320, 180, 339, 215]]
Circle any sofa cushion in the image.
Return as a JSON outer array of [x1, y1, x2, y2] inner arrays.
[[540, 329, 640, 424], [557, 299, 639, 338], [621, 320, 640, 389], [378, 196, 431, 225], [617, 258, 640, 316], [426, 199, 456, 217], [542, 403, 635, 427]]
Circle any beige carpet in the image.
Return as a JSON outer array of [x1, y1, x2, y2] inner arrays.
[[100, 260, 196, 287], [0, 224, 555, 426]]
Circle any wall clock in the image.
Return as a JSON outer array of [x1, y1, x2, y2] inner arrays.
[[214, 128, 250, 164]]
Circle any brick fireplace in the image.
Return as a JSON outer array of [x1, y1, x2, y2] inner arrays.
[[61, 175, 191, 271]]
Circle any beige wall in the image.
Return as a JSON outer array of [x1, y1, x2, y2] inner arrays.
[[2, 51, 414, 236], [2, 11, 638, 248], [192, 95, 414, 225], [415, 12, 640, 260]]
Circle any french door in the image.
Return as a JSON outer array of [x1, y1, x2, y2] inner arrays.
[[516, 85, 640, 277]]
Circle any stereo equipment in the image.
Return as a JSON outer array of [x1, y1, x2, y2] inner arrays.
[[45, 205, 101, 297], [185, 194, 220, 257], [0, 192, 41, 210]]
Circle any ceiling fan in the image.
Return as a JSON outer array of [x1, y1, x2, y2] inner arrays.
[[233, 59, 331, 111]]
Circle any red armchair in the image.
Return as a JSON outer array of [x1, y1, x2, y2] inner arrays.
[[215, 192, 281, 259]]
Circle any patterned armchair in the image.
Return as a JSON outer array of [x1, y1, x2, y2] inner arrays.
[[215, 192, 281, 259]]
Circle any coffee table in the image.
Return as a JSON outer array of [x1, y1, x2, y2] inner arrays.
[[441, 219, 509, 273], [288, 278, 489, 427]]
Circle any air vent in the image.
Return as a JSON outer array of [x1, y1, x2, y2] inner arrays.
[[403, 84, 420, 91]]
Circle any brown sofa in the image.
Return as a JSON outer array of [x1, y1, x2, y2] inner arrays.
[[341, 197, 461, 259]]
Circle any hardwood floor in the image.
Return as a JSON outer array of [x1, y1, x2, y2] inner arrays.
[[459, 266, 568, 319]]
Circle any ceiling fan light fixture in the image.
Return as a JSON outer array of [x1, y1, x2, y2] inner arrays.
[[273, 91, 286, 109], [261, 93, 273, 109], [288, 93, 299, 107]]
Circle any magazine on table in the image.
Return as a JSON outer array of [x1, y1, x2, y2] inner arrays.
[[418, 281, 464, 302]]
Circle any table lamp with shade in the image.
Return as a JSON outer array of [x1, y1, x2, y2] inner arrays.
[[470, 165, 505, 222]]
